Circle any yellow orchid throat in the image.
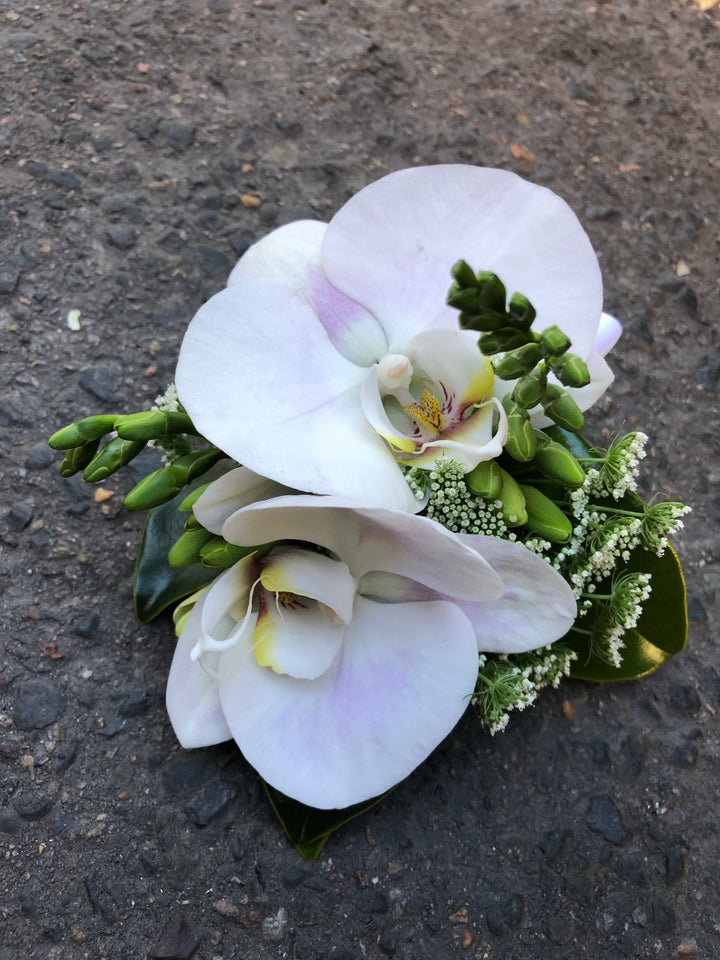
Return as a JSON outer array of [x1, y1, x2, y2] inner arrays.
[[403, 389, 444, 436]]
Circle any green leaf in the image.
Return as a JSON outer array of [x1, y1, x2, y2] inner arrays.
[[134, 491, 217, 623], [544, 424, 598, 460], [263, 782, 387, 860], [569, 543, 688, 681]]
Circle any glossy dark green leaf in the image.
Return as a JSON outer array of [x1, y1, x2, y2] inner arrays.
[[134, 491, 217, 623], [569, 543, 687, 681], [544, 424, 598, 460], [263, 782, 387, 860]]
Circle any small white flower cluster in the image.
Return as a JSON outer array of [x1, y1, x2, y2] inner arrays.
[[151, 382, 180, 413], [412, 460, 511, 537], [591, 571, 653, 667], [149, 382, 187, 464], [473, 646, 577, 734], [589, 432, 648, 500]]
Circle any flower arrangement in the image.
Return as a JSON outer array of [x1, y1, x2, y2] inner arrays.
[[49, 165, 688, 857]]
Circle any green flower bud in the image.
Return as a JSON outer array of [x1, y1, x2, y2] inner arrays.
[[542, 384, 584, 432], [462, 311, 508, 333], [476, 272, 507, 314], [179, 482, 213, 512], [533, 439, 586, 488], [199, 538, 256, 569], [493, 342, 542, 380], [479, 329, 530, 354], [548, 353, 591, 389], [465, 459, 504, 500], [538, 325, 572, 358], [447, 285, 479, 312], [83, 437, 146, 483], [49, 414, 117, 450], [175, 447, 225, 482], [498, 468, 528, 527], [450, 259, 477, 289], [519, 484, 573, 543], [168, 527, 214, 568], [115, 410, 195, 441], [183, 511, 204, 531], [504, 411, 537, 462], [513, 367, 547, 409], [507, 293, 536, 331], [123, 466, 186, 510], [58, 438, 101, 477]]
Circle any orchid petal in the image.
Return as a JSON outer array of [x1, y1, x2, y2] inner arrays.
[[596, 311, 622, 357], [166, 587, 232, 749], [407, 399, 507, 471], [260, 550, 356, 625], [192, 556, 259, 660], [176, 281, 417, 511], [228, 220, 386, 366], [217, 597, 479, 808], [455, 535, 577, 653], [404, 327, 495, 407], [323, 165, 602, 358], [194, 466, 295, 535], [252, 592, 345, 681], [222, 495, 504, 602]]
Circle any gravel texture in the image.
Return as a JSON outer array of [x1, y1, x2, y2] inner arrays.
[[1, 1, 718, 957]]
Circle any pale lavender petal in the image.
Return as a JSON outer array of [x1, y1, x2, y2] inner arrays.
[[194, 466, 296, 535], [596, 311, 622, 357], [217, 597, 479, 808], [228, 219, 386, 366], [222, 496, 504, 602], [455, 535, 577, 653], [323, 165, 602, 358], [176, 281, 416, 510]]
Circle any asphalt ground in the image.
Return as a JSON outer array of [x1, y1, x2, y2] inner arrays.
[[1, 1, 718, 957]]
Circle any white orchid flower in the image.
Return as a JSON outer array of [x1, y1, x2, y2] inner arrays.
[[166, 491, 576, 809], [176, 165, 618, 512]]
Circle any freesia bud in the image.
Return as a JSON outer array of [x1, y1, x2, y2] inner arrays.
[[494, 342, 542, 380], [447, 286, 479, 312], [168, 528, 214, 568], [520, 484, 573, 542], [177, 447, 225, 482], [498, 468, 528, 527], [123, 466, 186, 510], [507, 293, 536, 331], [542, 384, 584, 432], [504, 409, 537, 462], [450, 259, 478, 288], [513, 368, 546, 409], [533, 439, 586, 488], [476, 272, 507, 314], [83, 437, 146, 482], [115, 410, 195, 441], [465, 459, 503, 500], [49, 414, 117, 450], [199, 538, 257, 569], [548, 353, 591, 389], [538, 325, 572, 358], [58, 439, 101, 477]]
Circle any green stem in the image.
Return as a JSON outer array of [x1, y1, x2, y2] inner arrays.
[[587, 504, 644, 518]]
